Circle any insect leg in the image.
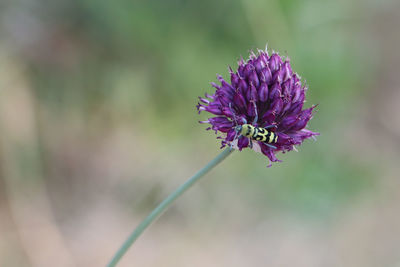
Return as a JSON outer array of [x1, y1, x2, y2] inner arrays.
[[264, 143, 277, 149], [263, 124, 277, 130], [252, 101, 258, 125], [249, 138, 253, 149], [230, 130, 240, 149], [229, 102, 240, 149], [229, 103, 238, 125]]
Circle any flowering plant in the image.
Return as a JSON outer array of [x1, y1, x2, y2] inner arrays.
[[198, 49, 318, 166], [108, 47, 318, 266]]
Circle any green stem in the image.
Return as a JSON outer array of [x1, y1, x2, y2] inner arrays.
[[107, 147, 233, 267]]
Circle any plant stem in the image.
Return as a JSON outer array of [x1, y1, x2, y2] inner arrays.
[[107, 147, 233, 267]]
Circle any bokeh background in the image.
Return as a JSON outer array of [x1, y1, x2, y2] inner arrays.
[[1, 0, 400, 266]]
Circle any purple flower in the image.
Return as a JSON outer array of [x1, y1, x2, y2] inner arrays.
[[197, 48, 319, 166]]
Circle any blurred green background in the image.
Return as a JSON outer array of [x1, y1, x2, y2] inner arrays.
[[1, 0, 400, 266]]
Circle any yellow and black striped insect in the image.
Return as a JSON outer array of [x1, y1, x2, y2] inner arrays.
[[234, 124, 278, 149], [229, 103, 278, 149], [235, 124, 277, 143]]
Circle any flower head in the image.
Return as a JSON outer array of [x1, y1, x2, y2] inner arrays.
[[197, 48, 319, 166]]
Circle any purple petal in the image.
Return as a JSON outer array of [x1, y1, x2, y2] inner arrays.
[[289, 107, 314, 131], [282, 99, 292, 114], [233, 92, 247, 109], [269, 53, 282, 73], [221, 106, 234, 118], [217, 95, 231, 106], [237, 136, 249, 151], [217, 127, 232, 133], [230, 71, 240, 88], [205, 105, 223, 115], [217, 75, 235, 95], [269, 82, 281, 100], [254, 56, 266, 74], [238, 62, 245, 78], [272, 67, 283, 84], [243, 64, 254, 79], [282, 79, 293, 97], [205, 93, 215, 99], [282, 61, 292, 82], [291, 83, 302, 102], [238, 78, 248, 95], [289, 101, 303, 115], [275, 133, 291, 146], [258, 82, 269, 102], [246, 83, 258, 102], [262, 110, 276, 125], [211, 82, 220, 90], [260, 65, 272, 84], [226, 129, 236, 141], [248, 70, 260, 88], [279, 115, 297, 130], [260, 143, 282, 164], [270, 98, 283, 114], [290, 120, 308, 132], [198, 97, 210, 104], [247, 101, 256, 117], [209, 116, 233, 124], [259, 51, 269, 64]]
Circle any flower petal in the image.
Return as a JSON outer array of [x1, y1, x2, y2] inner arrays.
[[237, 136, 249, 151]]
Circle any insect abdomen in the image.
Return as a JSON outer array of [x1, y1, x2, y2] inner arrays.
[[252, 126, 277, 144], [241, 124, 277, 144]]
